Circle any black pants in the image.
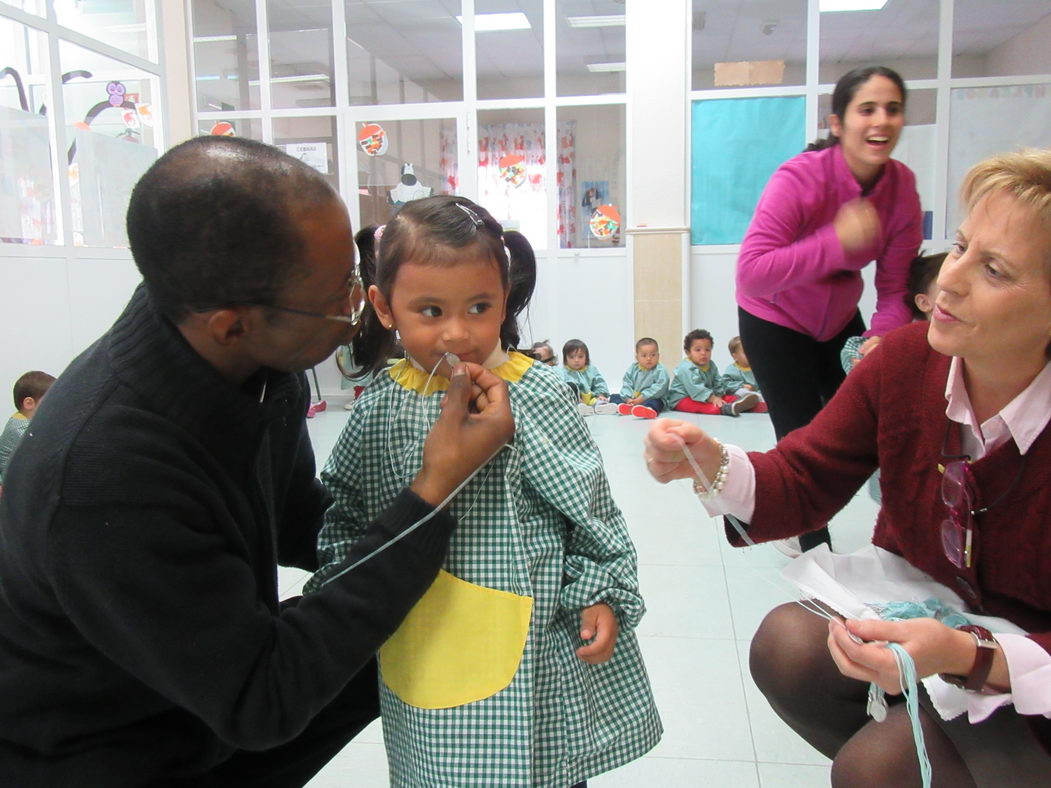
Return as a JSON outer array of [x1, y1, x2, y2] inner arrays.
[[154, 657, 381, 788], [738, 307, 866, 551]]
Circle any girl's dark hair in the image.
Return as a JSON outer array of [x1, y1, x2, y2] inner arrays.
[[350, 195, 537, 376], [683, 328, 713, 353], [805, 66, 907, 152], [905, 251, 946, 320], [562, 339, 590, 366]]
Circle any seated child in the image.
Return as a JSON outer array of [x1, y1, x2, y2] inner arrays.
[[525, 340, 557, 367], [559, 338, 613, 414], [841, 251, 946, 371], [721, 336, 767, 414], [667, 329, 759, 417], [306, 196, 661, 786], [0, 371, 56, 490], [609, 337, 669, 420]]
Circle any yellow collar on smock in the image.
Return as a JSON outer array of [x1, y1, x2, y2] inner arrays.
[[388, 350, 534, 394]]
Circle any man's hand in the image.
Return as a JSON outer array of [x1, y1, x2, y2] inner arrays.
[[576, 603, 619, 664], [410, 363, 513, 506]]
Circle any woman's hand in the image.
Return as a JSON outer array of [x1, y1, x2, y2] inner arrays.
[[834, 199, 881, 254], [826, 617, 979, 694], [411, 363, 514, 506], [643, 419, 722, 484], [858, 336, 882, 357], [576, 603, 618, 664]]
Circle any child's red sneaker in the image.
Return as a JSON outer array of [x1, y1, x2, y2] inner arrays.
[[631, 405, 658, 420], [618, 403, 634, 416]]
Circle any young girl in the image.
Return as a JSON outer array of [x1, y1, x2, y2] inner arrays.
[[559, 339, 613, 415], [305, 196, 661, 787]]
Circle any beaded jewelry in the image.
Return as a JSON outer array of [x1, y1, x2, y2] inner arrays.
[[692, 437, 729, 499]]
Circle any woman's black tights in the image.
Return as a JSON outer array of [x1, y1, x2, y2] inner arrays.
[[749, 603, 977, 787]]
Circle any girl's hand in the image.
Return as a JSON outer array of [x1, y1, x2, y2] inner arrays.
[[628, 396, 643, 406], [643, 419, 722, 484], [834, 199, 881, 254], [858, 336, 882, 357], [826, 617, 977, 695], [577, 603, 619, 664], [710, 396, 726, 408]]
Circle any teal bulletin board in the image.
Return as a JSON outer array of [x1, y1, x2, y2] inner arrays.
[[691, 96, 805, 245]]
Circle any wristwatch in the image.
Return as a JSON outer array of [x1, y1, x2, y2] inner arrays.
[[940, 625, 998, 691]]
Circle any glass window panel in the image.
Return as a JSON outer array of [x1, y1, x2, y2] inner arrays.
[[356, 117, 457, 229], [54, 0, 153, 61], [691, 96, 804, 245], [692, 0, 806, 91], [557, 105, 624, 249], [59, 40, 160, 247], [947, 85, 1051, 233], [477, 108, 546, 248], [476, 0, 543, 100], [952, 0, 1051, 78], [0, 17, 56, 244], [556, 0, 625, 97], [267, 0, 335, 109], [196, 117, 263, 140], [819, 0, 937, 83], [192, 0, 260, 111], [274, 115, 339, 194], [346, 0, 462, 105], [3, 1, 44, 16]]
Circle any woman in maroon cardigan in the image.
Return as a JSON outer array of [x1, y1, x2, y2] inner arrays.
[[645, 149, 1051, 786]]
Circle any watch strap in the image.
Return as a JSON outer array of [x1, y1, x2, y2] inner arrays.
[[940, 625, 997, 691]]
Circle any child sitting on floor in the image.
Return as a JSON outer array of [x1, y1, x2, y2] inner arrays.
[[559, 338, 614, 415], [667, 329, 759, 417], [0, 371, 56, 492], [721, 336, 767, 414], [609, 337, 669, 419]]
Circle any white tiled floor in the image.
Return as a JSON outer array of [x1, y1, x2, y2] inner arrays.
[[288, 402, 882, 787]]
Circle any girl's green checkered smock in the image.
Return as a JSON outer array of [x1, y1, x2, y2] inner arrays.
[[306, 353, 661, 787]]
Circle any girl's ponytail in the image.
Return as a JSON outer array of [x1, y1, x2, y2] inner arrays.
[[501, 229, 536, 351], [349, 225, 399, 377]]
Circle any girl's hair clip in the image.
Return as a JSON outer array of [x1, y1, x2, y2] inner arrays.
[[374, 224, 386, 243], [455, 202, 483, 227]]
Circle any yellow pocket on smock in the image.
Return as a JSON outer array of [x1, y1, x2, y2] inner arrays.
[[379, 569, 532, 709]]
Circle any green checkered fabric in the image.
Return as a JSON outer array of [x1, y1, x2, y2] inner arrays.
[[306, 356, 662, 786]]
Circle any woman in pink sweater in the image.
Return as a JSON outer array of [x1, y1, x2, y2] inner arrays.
[[649, 149, 1051, 785], [737, 66, 923, 554]]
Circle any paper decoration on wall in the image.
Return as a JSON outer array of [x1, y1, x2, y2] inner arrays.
[[135, 103, 154, 127], [106, 81, 127, 107], [359, 123, 388, 156], [589, 204, 621, 239], [210, 121, 236, 136], [284, 142, 329, 174], [389, 163, 432, 206], [499, 154, 526, 187], [122, 108, 140, 130]]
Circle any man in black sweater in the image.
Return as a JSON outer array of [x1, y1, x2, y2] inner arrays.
[[0, 137, 513, 786]]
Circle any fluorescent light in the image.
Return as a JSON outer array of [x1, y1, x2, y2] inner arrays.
[[586, 62, 625, 73], [195, 75, 221, 81], [193, 34, 238, 43], [567, 15, 625, 28], [819, 0, 888, 11], [456, 12, 531, 32]]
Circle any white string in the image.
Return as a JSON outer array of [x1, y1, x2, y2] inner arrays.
[[667, 432, 755, 547]]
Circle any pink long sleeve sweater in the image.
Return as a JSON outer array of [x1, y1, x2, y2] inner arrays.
[[736, 144, 923, 341]]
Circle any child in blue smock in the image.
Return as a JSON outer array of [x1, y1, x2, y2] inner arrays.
[[721, 336, 767, 413], [558, 338, 613, 415], [667, 329, 759, 416], [609, 337, 669, 419]]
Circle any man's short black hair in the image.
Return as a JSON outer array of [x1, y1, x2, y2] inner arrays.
[[126, 136, 341, 322]]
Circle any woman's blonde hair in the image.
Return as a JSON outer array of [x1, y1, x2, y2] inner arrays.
[[961, 148, 1051, 222]]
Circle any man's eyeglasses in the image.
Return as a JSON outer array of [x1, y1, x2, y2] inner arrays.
[[264, 274, 366, 327]]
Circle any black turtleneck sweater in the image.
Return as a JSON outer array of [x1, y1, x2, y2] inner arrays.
[[0, 285, 455, 785]]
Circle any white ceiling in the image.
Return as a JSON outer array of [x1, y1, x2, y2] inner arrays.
[[196, 0, 1050, 85]]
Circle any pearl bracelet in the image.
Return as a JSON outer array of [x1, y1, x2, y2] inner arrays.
[[693, 438, 729, 499]]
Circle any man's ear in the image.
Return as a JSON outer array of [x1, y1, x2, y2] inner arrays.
[[205, 307, 251, 346], [368, 285, 395, 330]]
